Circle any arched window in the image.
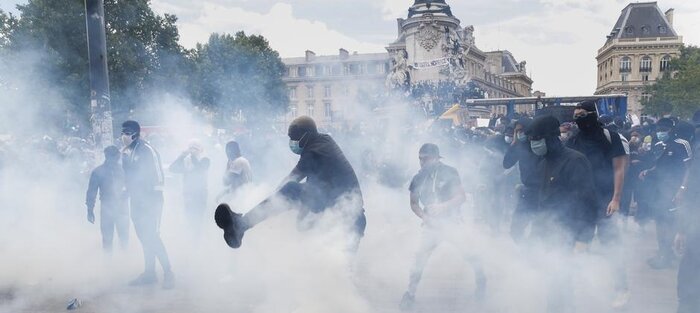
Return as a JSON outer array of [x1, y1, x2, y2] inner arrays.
[[640, 56, 652, 72], [660, 55, 671, 71], [620, 57, 631, 72]]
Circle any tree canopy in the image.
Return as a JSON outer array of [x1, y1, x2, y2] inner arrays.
[[643, 46, 700, 118], [0, 0, 287, 134]]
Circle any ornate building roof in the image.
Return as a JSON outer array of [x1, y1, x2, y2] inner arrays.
[[408, 0, 453, 18], [607, 2, 677, 41]]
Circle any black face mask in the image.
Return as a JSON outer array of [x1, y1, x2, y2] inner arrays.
[[575, 114, 598, 132]]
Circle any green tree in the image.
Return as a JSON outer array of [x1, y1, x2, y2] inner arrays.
[[5, 0, 189, 131], [643, 46, 700, 118], [190, 32, 288, 127]]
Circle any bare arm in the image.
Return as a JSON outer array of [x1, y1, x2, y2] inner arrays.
[[410, 191, 425, 219]]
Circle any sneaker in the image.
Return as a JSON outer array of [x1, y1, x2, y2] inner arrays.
[[162, 271, 175, 290], [128, 272, 158, 286], [215, 203, 246, 249], [647, 255, 672, 270], [611, 290, 630, 309], [399, 291, 415, 311]]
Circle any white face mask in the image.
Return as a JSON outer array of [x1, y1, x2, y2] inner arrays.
[[504, 136, 513, 144], [121, 134, 134, 147]]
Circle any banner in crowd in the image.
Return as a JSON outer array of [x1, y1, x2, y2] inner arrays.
[[412, 58, 449, 69]]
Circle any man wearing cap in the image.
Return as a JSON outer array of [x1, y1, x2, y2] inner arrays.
[[215, 116, 366, 251], [120, 120, 174, 289], [399, 143, 486, 311], [566, 100, 630, 307], [85, 145, 129, 252], [526, 115, 598, 313], [640, 118, 692, 269]]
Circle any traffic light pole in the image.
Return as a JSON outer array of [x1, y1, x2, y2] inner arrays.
[[84, 0, 113, 148]]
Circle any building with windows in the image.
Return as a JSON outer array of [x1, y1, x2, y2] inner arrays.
[[281, 0, 534, 127], [595, 2, 683, 116]]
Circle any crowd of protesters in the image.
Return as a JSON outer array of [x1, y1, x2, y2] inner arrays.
[[2, 102, 699, 312]]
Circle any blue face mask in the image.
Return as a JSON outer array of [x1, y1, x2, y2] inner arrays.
[[517, 132, 527, 142], [530, 138, 547, 156], [289, 132, 307, 155], [289, 140, 303, 155], [657, 131, 670, 142]]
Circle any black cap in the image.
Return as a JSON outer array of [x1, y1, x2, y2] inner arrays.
[[576, 100, 597, 113], [657, 118, 675, 130], [526, 115, 561, 138], [121, 120, 140, 135], [419, 143, 441, 157], [288, 116, 318, 140]]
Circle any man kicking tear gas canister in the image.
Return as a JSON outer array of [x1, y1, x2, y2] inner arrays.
[[214, 116, 367, 251]]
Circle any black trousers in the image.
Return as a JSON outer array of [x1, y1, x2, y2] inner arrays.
[[131, 192, 171, 274], [243, 181, 366, 251], [100, 202, 129, 251], [510, 187, 538, 243]]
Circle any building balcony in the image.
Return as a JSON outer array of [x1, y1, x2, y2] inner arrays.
[[619, 67, 631, 73], [640, 67, 652, 73]]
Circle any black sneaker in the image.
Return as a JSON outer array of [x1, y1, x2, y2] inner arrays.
[[162, 270, 175, 290], [399, 291, 415, 311], [129, 272, 157, 286], [215, 203, 246, 249]]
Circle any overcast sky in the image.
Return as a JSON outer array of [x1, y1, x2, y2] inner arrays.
[[3, 0, 700, 96]]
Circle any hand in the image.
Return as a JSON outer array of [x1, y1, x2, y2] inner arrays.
[[574, 241, 589, 254], [87, 210, 95, 224], [674, 233, 686, 257], [606, 199, 620, 216]]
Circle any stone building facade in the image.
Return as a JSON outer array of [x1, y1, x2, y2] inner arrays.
[[595, 2, 683, 117], [281, 0, 534, 127]]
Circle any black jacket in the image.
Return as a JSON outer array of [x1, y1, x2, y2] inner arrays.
[[122, 138, 165, 197], [86, 159, 127, 210], [537, 141, 599, 242], [503, 141, 541, 189]]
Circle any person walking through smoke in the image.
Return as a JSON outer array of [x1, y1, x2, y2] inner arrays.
[[566, 100, 630, 308], [640, 118, 692, 270], [85, 145, 129, 252], [215, 116, 366, 251], [169, 140, 210, 237], [399, 143, 486, 311], [216, 140, 252, 202], [121, 120, 174, 289], [526, 115, 598, 313], [502, 117, 540, 242]]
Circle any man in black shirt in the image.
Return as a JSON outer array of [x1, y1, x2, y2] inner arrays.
[[215, 116, 366, 251], [85, 145, 129, 252], [503, 117, 540, 242], [566, 101, 630, 308], [640, 118, 692, 269], [399, 143, 486, 311], [527, 115, 598, 313]]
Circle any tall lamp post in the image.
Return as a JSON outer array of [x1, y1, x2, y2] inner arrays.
[[84, 0, 113, 148]]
